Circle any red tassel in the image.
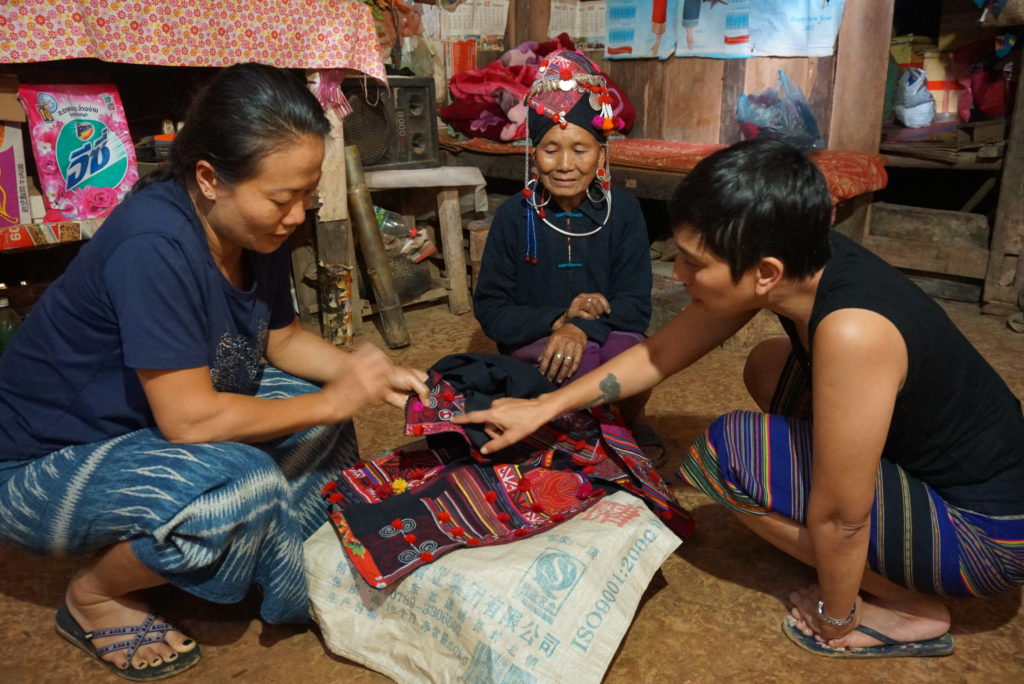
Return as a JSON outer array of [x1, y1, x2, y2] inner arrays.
[[485, 491, 498, 503], [497, 512, 511, 523], [660, 510, 674, 521], [583, 465, 596, 475], [412, 424, 424, 435], [530, 256, 538, 264], [442, 390, 455, 402], [321, 481, 337, 494], [559, 67, 572, 80], [438, 511, 452, 523], [391, 518, 403, 530], [420, 552, 435, 562], [517, 478, 532, 491], [372, 484, 391, 499], [602, 181, 611, 190], [522, 187, 533, 198], [577, 482, 593, 499], [536, 103, 546, 115], [513, 528, 527, 538], [596, 168, 606, 178], [530, 502, 545, 513], [573, 440, 586, 451], [327, 492, 343, 503], [551, 513, 566, 523], [467, 538, 482, 546], [451, 526, 465, 536], [404, 533, 418, 543]]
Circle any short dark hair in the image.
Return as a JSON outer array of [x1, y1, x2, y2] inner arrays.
[[668, 138, 832, 281], [137, 63, 330, 190]]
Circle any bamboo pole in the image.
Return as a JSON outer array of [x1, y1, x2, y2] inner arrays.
[[344, 145, 411, 349]]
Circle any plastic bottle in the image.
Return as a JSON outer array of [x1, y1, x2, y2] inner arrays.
[[374, 206, 413, 239], [0, 297, 22, 357]]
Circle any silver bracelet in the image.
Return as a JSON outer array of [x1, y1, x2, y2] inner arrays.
[[816, 600, 856, 627]]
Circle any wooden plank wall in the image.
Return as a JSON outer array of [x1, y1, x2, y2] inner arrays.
[[501, 1, 893, 152]]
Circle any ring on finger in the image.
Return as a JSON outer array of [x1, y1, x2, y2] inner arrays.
[[564, 355, 573, 361], [553, 353, 563, 359]]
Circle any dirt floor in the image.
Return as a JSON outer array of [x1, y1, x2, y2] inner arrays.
[[2, 297, 1023, 683]]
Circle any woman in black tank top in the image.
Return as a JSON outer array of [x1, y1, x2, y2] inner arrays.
[[455, 139, 1024, 659]]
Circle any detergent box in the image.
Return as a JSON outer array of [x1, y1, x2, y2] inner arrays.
[[0, 76, 31, 229]]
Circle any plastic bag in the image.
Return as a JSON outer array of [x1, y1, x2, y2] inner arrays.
[[19, 83, 137, 221], [893, 67, 936, 128], [737, 70, 824, 151]]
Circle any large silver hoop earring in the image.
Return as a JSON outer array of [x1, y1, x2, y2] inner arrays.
[[525, 177, 551, 210]]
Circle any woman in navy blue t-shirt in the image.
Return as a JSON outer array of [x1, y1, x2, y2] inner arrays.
[[0, 64, 428, 680]]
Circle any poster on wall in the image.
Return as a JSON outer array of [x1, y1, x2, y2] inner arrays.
[[604, 0, 681, 60], [673, 0, 752, 59], [550, 0, 608, 50], [750, 0, 846, 57]]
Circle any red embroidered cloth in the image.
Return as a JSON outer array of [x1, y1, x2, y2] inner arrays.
[[1, 0, 385, 80], [440, 133, 888, 202]]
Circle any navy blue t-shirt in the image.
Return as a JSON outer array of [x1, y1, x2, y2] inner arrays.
[[0, 180, 294, 460]]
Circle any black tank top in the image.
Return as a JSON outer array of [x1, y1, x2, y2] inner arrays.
[[780, 232, 1024, 515]]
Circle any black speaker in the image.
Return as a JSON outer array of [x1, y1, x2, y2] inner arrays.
[[341, 76, 440, 172]]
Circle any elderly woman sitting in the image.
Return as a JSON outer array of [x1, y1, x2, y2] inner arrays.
[[473, 50, 663, 461]]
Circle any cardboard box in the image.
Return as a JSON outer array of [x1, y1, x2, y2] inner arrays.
[[0, 121, 31, 228], [1, 220, 82, 251], [890, 34, 935, 66], [0, 75, 26, 123], [922, 50, 964, 115]]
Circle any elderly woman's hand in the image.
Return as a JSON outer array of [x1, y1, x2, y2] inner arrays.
[[565, 292, 611, 321], [539, 323, 587, 384]]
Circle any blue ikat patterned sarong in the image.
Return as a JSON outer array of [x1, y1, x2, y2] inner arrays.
[[0, 366, 358, 624]]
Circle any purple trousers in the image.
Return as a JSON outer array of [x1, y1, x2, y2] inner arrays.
[[509, 330, 646, 385]]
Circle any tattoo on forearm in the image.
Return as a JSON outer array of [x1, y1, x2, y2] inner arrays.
[[582, 374, 622, 407]]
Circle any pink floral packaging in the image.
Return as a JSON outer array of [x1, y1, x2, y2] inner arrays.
[[18, 83, 138, 222]]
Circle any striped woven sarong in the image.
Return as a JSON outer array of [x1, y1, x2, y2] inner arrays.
[[0, 366, 357, 623], [678, 353, 1024, 598]]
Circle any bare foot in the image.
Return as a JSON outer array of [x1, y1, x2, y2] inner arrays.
[[66, 573, 196, 672]]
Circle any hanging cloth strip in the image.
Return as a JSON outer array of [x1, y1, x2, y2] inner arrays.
[[321, 354, 694, 589]]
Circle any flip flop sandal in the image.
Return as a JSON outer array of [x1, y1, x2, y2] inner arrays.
[[55, 603, 201, 680], [782, 615, 954, 658]]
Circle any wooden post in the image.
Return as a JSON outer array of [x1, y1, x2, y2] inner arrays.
[[345, 145, 411, 349], [829, 0, 895, 152], [436, 187, 472, 314], [982, 64, 1024, 314], [308, 71, 361, 342]]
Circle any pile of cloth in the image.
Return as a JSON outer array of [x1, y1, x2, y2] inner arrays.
[[442, 34, 635, 142], [320, 354, 692, 588]]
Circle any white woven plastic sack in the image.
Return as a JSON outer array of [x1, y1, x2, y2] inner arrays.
[[304, 491, 681, 683]]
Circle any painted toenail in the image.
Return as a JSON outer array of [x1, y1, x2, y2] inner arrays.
[[166, 653, 178, 661], [182, 639, 194, 646], [152, 659, 161, 665]]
